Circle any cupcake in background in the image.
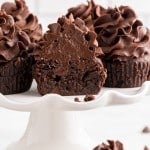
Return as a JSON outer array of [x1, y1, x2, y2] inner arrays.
[[66, 0, 106, 30], [1, 0, 42, 44], [94, 6, 150, 87], [0, 10, 33, 94]]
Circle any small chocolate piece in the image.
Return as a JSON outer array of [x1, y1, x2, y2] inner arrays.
[[144, 146, 150, 150], [74, 97, 81, 102], [142, 126, 150, 133], [84, 94, 95, 102], [93, 140, 124, 150]]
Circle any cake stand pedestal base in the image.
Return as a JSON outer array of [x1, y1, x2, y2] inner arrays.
[[7, 108, 94, 150]]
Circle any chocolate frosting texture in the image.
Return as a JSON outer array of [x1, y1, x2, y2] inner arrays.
[[66, 0, 106, 30], [93, 140, 124, 150], [36, 15, 103, 60], [1, 0, 42, 42], [0, 10, 31, 63], [94, 6, 150, 61]]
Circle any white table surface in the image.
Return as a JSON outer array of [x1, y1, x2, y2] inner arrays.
[[0, 82, 150, 150]]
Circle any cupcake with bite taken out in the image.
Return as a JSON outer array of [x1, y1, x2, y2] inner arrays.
[[33, 15, 107, 96]]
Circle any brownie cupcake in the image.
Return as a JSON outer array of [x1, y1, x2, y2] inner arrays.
[[0, 10, 33, 94], [66, 0, 106, 30], [1, 0, 42, 43], [34, 16, 107, 96], [94, 6, 150, 87]]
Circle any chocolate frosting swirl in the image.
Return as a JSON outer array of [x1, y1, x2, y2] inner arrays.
[[93, 140, 124, 150], [94, 6, 150, 61], [1, 0, 42, 42], [0, 10, 31, 63], [66, 0, 106, 30]]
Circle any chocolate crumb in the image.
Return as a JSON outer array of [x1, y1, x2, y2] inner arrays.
[[84, 94, 95, 102], [74, 97, 81, 102], [142, 126, 150, 133], [93, 140, 124, 150], [144, 145, 149, 150]]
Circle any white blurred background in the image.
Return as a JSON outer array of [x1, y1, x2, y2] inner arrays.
[[0, 0, 150, 31]]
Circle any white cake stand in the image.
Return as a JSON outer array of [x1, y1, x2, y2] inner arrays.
[[0, 81, 149, 150]]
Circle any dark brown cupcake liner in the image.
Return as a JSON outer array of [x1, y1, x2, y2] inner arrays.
[[0, 72, 32, 94], [103, 59, 150, 88], [148, 70, 150, 80], [0, 56, 33, 77], [0, 56, 33, 94]]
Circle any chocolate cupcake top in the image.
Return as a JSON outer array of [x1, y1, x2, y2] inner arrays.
[[1, 0, 42, 42], [0, 10, 31, 63], [94, 6, 150, 61], [35, 15, 103, 61], [93, 140, 124, 150], [66, 0, 106, 30]]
